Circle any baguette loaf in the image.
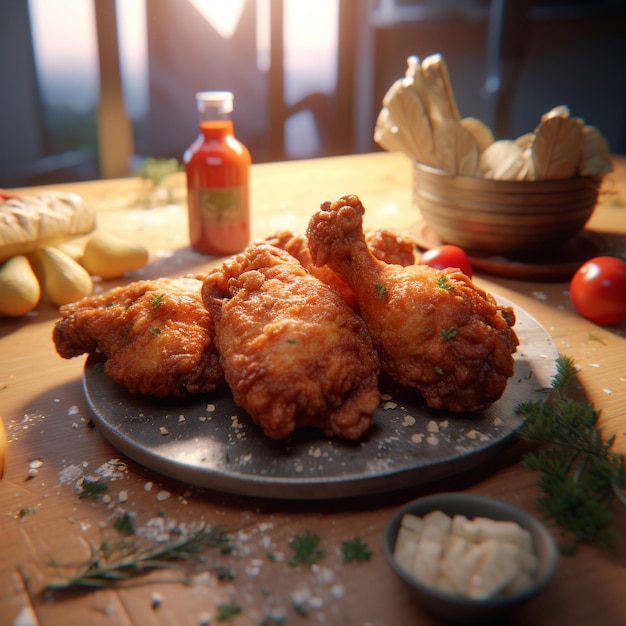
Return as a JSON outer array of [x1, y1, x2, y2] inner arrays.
[[0, 191, 96, 262]]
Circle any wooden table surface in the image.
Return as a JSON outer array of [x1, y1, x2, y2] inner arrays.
[[2, 151, 625, 626]]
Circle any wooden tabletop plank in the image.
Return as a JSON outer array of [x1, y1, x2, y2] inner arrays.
[[1, 151, 625, 626]]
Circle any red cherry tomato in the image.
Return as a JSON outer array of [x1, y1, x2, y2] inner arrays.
[[418, 244, 472, 277], [569, 256, 626, 325]]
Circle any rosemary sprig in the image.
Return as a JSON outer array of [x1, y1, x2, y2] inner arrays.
[[45, 524, 233, 590], [517, 355, 626, 554]]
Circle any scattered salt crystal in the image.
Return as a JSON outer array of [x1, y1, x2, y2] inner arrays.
[[466, 430, 479, 440], [411, 433, 424, 443], [159, 426, 169, 436], [331, 583, 345, 599], [426, 434, 439, 446], [197, 612, 211, 626], [157, 490, 171, 501], [27, 468, 39, 478], [603, 389, 613, 395], [118, 490, 128, 503], [402, 415, 416, 427], [29, 459, 43, 469], [67, 406, 80, 416], [151, 591, 164, 608], [589, 363, 601, 368], [206, 403, 216, 412], [382, 401, 397, 410], [426, 421, 439, 433], [380, 393, 392, 401], [532, 291, 548, 301], [144, 481, 153, 491]]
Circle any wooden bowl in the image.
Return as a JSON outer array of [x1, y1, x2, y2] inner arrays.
[[413, 162, 602, 256]]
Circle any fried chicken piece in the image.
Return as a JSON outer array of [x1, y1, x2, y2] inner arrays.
[[306, 195, 519, 413], [202, 243, 380, 440], [264, 228, 415, 310], [53, 277, 223, 397]]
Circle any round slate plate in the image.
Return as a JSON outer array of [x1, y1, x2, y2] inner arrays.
[[83, 297, 557, 500]]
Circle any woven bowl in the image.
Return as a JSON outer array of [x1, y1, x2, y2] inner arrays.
[[413, 162, 602, 256]]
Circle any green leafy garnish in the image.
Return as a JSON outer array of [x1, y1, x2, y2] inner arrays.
[[152, 294, 164, 307], [375, 283, 387, 297], [437, 276, 451, 290], [151, 327, 162, 336], [78, 478, 108, 500], [341, 537, 372, 563], [114, 513, 135, 535], [216, 600, 242, 621], [288, 530, 324, 566], [434, 366, 444, 375], [441, 327, 457, 340], [517, 355, 626, 554]]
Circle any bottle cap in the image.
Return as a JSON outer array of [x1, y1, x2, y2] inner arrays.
[[195, 91, 234, 115]]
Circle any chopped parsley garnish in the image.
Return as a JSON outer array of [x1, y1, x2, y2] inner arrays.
[[114, 513, 135, 535], [341, 537, 372, 563], [152, 294, 164, 307], [437, 276, 452, 289], [375, 283, 387, 297], [151, 327, 162, 336], [286, 338, 296, 344], [216, 601, 242, 621], [288, 530, 324, 566], [434, 365, 444, 375], [78, 478, 108, 500], [441, 327, 457, 340]]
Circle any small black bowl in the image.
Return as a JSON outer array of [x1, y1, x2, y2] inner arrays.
[[383, 493, 559, 624]]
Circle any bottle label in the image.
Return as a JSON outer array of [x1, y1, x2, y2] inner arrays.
[[197, 186, 247, 224]]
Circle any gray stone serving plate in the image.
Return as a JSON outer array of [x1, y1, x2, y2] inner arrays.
[[83, 296, 557, 500]]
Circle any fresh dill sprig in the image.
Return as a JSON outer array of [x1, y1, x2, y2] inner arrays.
[[516, 355, 626, 554], [44, 524, 234, 590]]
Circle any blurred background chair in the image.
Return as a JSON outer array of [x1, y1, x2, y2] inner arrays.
[[1, 0, 625, 187]]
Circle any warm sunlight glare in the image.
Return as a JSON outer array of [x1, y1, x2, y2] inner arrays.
[[188, 0, 246, 39]]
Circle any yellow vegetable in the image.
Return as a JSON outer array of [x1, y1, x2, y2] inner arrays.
[[0, 416, 7, 478], [82, 232, 149, 279], [55, 240, 85, 264], [0, 255, 41, 316], [37, 246, 93, 306]]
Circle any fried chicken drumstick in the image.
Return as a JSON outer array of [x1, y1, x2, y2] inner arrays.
[[265, 229, 416, 311], [202, 243, 380, 440], [306, 195, 519, 413], [53, 277, 223, 397]]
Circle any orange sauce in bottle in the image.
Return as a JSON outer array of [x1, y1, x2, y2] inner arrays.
[[184, 92, 251, 256]]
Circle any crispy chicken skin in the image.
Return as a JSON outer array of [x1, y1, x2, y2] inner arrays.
[[306, 195, 519, 413], [53, 277, 223, 397], [264, 228, 415, 310], [201, 243, 380, 440]]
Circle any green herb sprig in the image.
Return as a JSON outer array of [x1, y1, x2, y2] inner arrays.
[[44, 524, 233, 590], [288, 530, 324, 566], [341, 537, 372, 563], [517, 355, 626, 554]]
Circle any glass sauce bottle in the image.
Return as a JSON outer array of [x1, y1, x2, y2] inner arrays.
[[184, 91, 251, 256]]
